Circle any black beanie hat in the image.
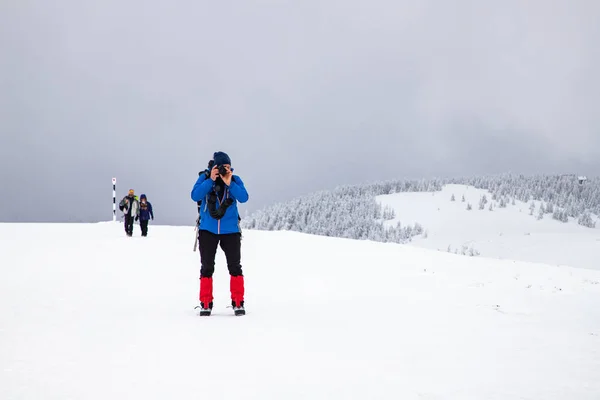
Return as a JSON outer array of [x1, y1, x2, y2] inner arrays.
[[213, 151, 231, 166]]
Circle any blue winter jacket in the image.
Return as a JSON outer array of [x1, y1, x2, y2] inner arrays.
[[139, 199, 154, 221], [191, 172, 249, 235]]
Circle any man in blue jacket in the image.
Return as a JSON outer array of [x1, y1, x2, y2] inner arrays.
[[191, 151, 249, 316]]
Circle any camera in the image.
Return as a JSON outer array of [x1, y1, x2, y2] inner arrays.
[[201, 159, 228, 178], [217, 164, 228, 176]]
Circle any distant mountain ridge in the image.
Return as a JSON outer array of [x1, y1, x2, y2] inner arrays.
[[241, 173, 599, 244]]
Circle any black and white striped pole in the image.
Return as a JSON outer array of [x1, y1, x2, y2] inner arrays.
[[112, 177, 117, 222]]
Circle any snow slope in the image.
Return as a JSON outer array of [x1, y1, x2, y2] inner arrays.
[[1, 222, 600, 399], [377, 184, 600, 271]]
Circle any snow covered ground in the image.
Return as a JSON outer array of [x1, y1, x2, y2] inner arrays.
[[1, 222, 600, 399], [377, 184, 600, 271]]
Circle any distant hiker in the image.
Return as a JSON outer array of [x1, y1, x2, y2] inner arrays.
[[119, 189, 139, 237], [138, 194, 154, 237], [191, 151, 249, 316]]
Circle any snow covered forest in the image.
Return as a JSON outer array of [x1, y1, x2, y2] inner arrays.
[[240, 180, 436, 244], [451, 174, 599, 228], [241, 174, 599, 243]]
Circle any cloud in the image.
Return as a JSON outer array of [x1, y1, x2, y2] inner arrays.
[[1, 0, 598, 224]]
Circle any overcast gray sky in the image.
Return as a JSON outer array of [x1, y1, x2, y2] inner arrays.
[[1, 0, 599, 225]]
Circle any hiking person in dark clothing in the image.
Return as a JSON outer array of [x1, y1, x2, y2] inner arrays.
[[119, 189, 139, 237], [138, 194, 154, 237], [191, 151, 249, 316]]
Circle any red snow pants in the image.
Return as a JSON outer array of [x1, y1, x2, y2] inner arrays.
[[198, 230, 244, 306]]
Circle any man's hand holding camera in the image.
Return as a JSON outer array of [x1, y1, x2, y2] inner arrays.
[[210, 166, 220, 181], [211, 164, 233, 186]]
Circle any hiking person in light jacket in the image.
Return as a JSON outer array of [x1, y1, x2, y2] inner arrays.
[[119, 189, 139, 237], [191, 151, 249, 316], [138, 194, 154, 237]]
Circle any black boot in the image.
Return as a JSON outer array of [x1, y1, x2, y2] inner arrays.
[[196, 302, 213, 316], [232, 300, 245, 316]]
